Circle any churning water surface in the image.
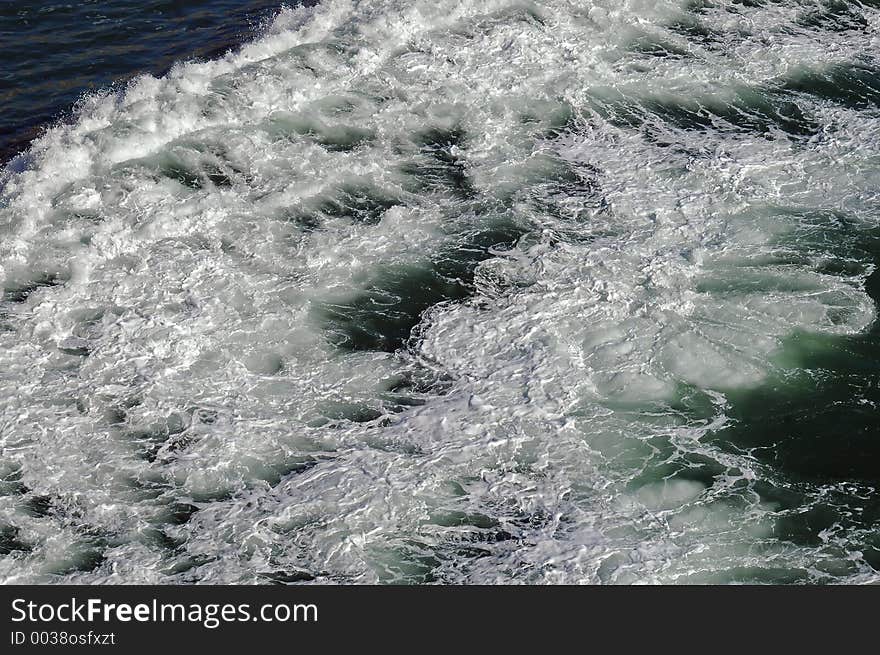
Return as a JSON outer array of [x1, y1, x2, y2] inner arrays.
[[2, 0, 880, 584], [0, 1, 294, 163]]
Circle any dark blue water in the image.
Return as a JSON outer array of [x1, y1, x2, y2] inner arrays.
[[0, 1, 292, 163]]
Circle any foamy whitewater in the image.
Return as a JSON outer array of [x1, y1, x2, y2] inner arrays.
[[3, 0, 880, 583]]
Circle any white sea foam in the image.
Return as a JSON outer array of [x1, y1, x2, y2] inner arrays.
[[2, 0, 880, 583]]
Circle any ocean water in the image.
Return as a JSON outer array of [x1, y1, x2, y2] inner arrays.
[[0, 1, 296, 163], [2, 0, 880, 584]]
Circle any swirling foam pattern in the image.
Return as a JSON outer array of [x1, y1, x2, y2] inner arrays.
[[2, 0, 880, 583]]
